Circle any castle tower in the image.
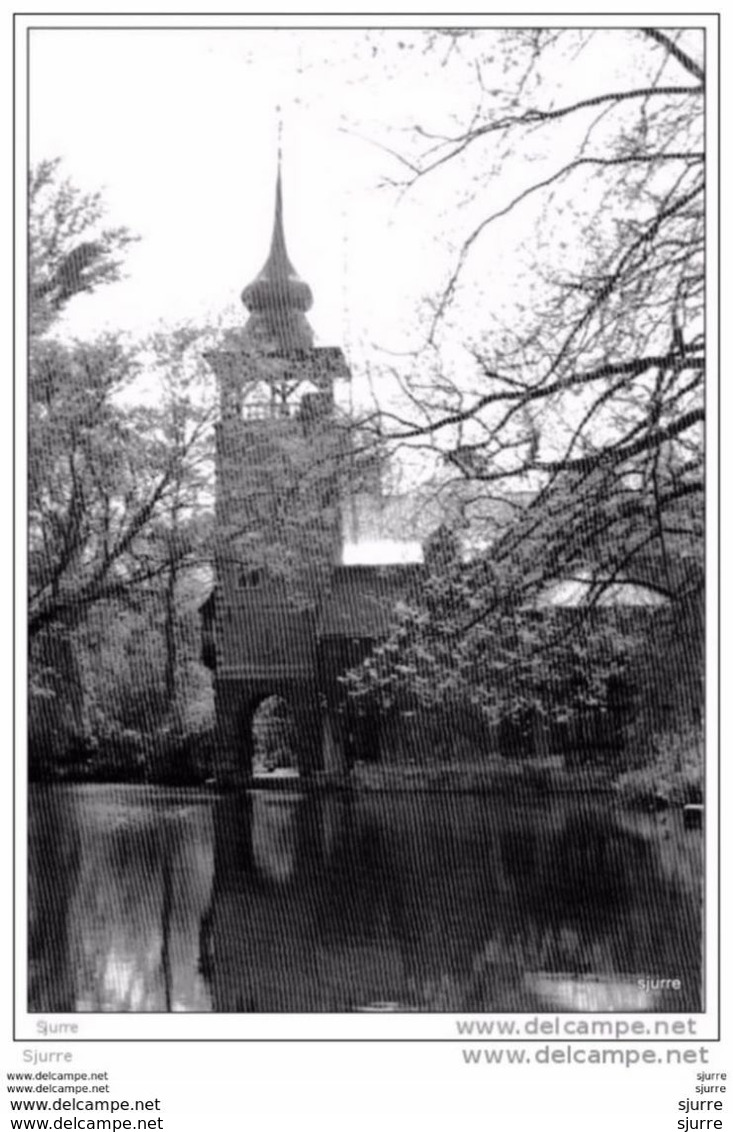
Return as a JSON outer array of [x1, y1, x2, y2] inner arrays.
[[204, 165, 351, 783]]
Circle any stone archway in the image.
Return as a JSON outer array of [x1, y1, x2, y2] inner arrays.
[[213, 677, 324, 785], [250, 695, 299, 778]]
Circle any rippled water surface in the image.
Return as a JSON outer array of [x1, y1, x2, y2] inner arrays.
[[28, 784, 703, 1013]]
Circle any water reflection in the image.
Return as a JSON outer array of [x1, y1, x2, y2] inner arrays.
[[29, 786, 214, 1012], [28, 785, 702, 1013]]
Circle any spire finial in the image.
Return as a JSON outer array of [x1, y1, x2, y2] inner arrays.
[[276, 105, 283, 168], [240, 129, 314, 351], [274, 107, 284, 237]]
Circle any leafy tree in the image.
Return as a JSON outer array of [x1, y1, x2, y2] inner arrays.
[[28, 164, 215, 641], [28, 162, 217, 772], [28, 336, 216, 639], [29, 158, 136, 335]]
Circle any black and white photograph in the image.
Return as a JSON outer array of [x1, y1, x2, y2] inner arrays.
[[23, 19, 708, 1024]]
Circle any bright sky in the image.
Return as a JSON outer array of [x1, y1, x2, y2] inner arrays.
[[29, 27, 656, 358], [30, 29, 472, 359]]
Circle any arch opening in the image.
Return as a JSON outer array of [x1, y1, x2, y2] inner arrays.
[[250, 695, 300, 779]]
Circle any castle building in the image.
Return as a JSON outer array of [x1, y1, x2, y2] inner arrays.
[[200, 168, 700, 785], [201, 169, 419, 783]]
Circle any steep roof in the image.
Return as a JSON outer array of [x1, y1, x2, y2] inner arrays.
[[240, 165, 314, 352], [317, 564, 423, 638]]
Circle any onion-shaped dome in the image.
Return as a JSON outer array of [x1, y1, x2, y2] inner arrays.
[[241, 168, 314, 351]]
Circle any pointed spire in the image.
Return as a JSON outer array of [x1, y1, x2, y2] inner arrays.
[[241, 147, 314, 352], [265, 162, 298, 283]]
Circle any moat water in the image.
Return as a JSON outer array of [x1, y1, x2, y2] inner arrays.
[[28, 784, 703, 1013]]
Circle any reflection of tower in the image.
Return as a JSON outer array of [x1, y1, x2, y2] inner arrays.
[[204, 794, 411, 1012], [203, 164, 351, 783]]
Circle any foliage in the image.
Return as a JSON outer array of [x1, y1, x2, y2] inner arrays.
[[29, 158, 137, 336], [29, 162, 217, 637], [348, 756, 613, 795], [344, 532, 648, 741], [615, 723, 703, 807], [28, 161, 218, 778], [78, 585, 212, 734], [28, 330, 216, 639]]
